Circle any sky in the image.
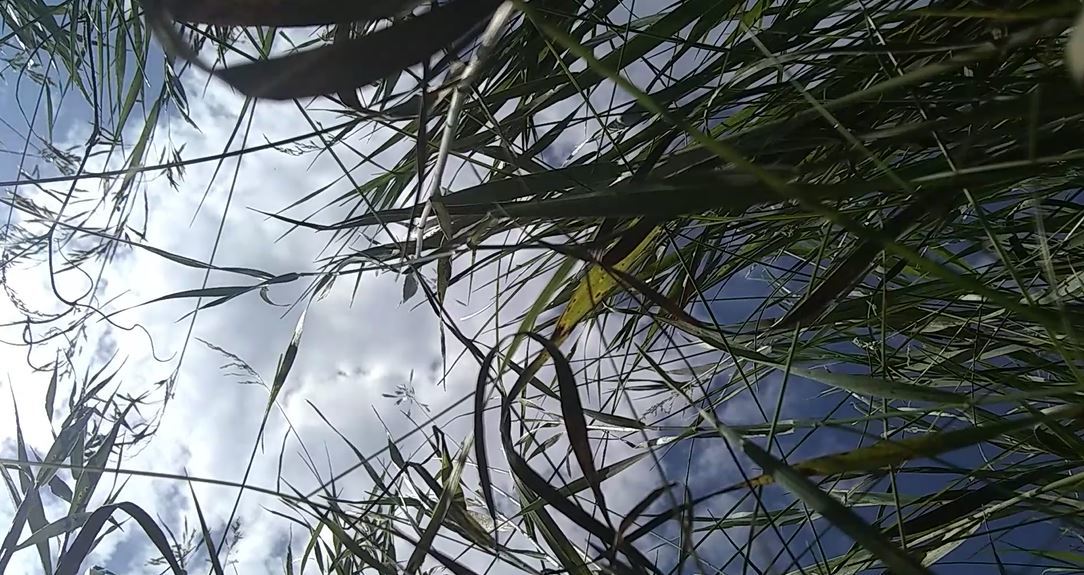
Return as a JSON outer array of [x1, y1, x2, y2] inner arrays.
[[0, 5, 1073, 575], [0, 14, 768, 574], [0, 47, 498, 574], [0, 72, 895, 572]]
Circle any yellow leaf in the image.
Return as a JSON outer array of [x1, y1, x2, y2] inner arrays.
[[552, 227, 660, 342]]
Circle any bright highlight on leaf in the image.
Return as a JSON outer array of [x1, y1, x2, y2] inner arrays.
[[552, 226, 660, 341], [1069, 7, 1084, 85]]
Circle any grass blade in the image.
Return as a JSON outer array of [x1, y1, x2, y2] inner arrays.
[[188, 479, 225, 575], [158, 0, 504, 100], [55, 502, 185, 575], [161, 0, 422, 26]]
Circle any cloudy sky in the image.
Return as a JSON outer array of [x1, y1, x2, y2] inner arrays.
[[0, 54, 501, 572], [0, 10, 837, 575]]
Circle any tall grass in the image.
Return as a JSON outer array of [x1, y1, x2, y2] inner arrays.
[[3, 0, 1084, 573]]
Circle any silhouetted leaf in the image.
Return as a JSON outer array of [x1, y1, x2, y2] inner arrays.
[[405, 444, 471, 574], [268, 310, 306, 416], [48, 475, 73, 502], [71, 406, 131, 514], [16, 512, 93, 551], [536, 333, 611, 526], [160, 0, 421, 26], [403, 271, 419, 303], [188, 479, 225, 575], [479, 334, 661, 575], [151, 0, 504, 100], [55, 502, 184, 575], [44, 364, 58, 422]]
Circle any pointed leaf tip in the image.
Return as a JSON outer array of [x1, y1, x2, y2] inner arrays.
[[403, 272, 419, 303]]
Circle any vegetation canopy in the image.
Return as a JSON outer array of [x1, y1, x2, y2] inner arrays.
[[2, 0, 1084, 574]]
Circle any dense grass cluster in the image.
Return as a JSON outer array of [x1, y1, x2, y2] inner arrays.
[[3, 0, 1084, 573]]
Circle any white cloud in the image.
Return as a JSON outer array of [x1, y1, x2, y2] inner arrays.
[[0, 16, 811, 575], [0, 70, 465, 572], [0, 64, 664, 573]]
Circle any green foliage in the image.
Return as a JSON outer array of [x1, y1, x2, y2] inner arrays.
[[4, 0, 1084, 573]]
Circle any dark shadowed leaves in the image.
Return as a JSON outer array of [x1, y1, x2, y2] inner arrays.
[[159, 0, 423, 26], [723, 406, 1082, 493], [150, 0, 505, 100]]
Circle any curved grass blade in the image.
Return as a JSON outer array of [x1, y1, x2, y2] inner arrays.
[[139, 274, 300, 311], [55, 502, 185, 575], [477, 333, 611, 527], [473, 345, 502, 524], [486, 335, 659, 575], [534, 333, 611, 526], [149, 0, 504, 100]]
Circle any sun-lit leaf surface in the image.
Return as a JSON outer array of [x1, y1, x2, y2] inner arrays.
[[553, 227, 660, 342], [1068, 6, 1084, 84]]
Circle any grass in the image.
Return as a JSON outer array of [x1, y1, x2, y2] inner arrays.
[[2, 0, 1084, 573]]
